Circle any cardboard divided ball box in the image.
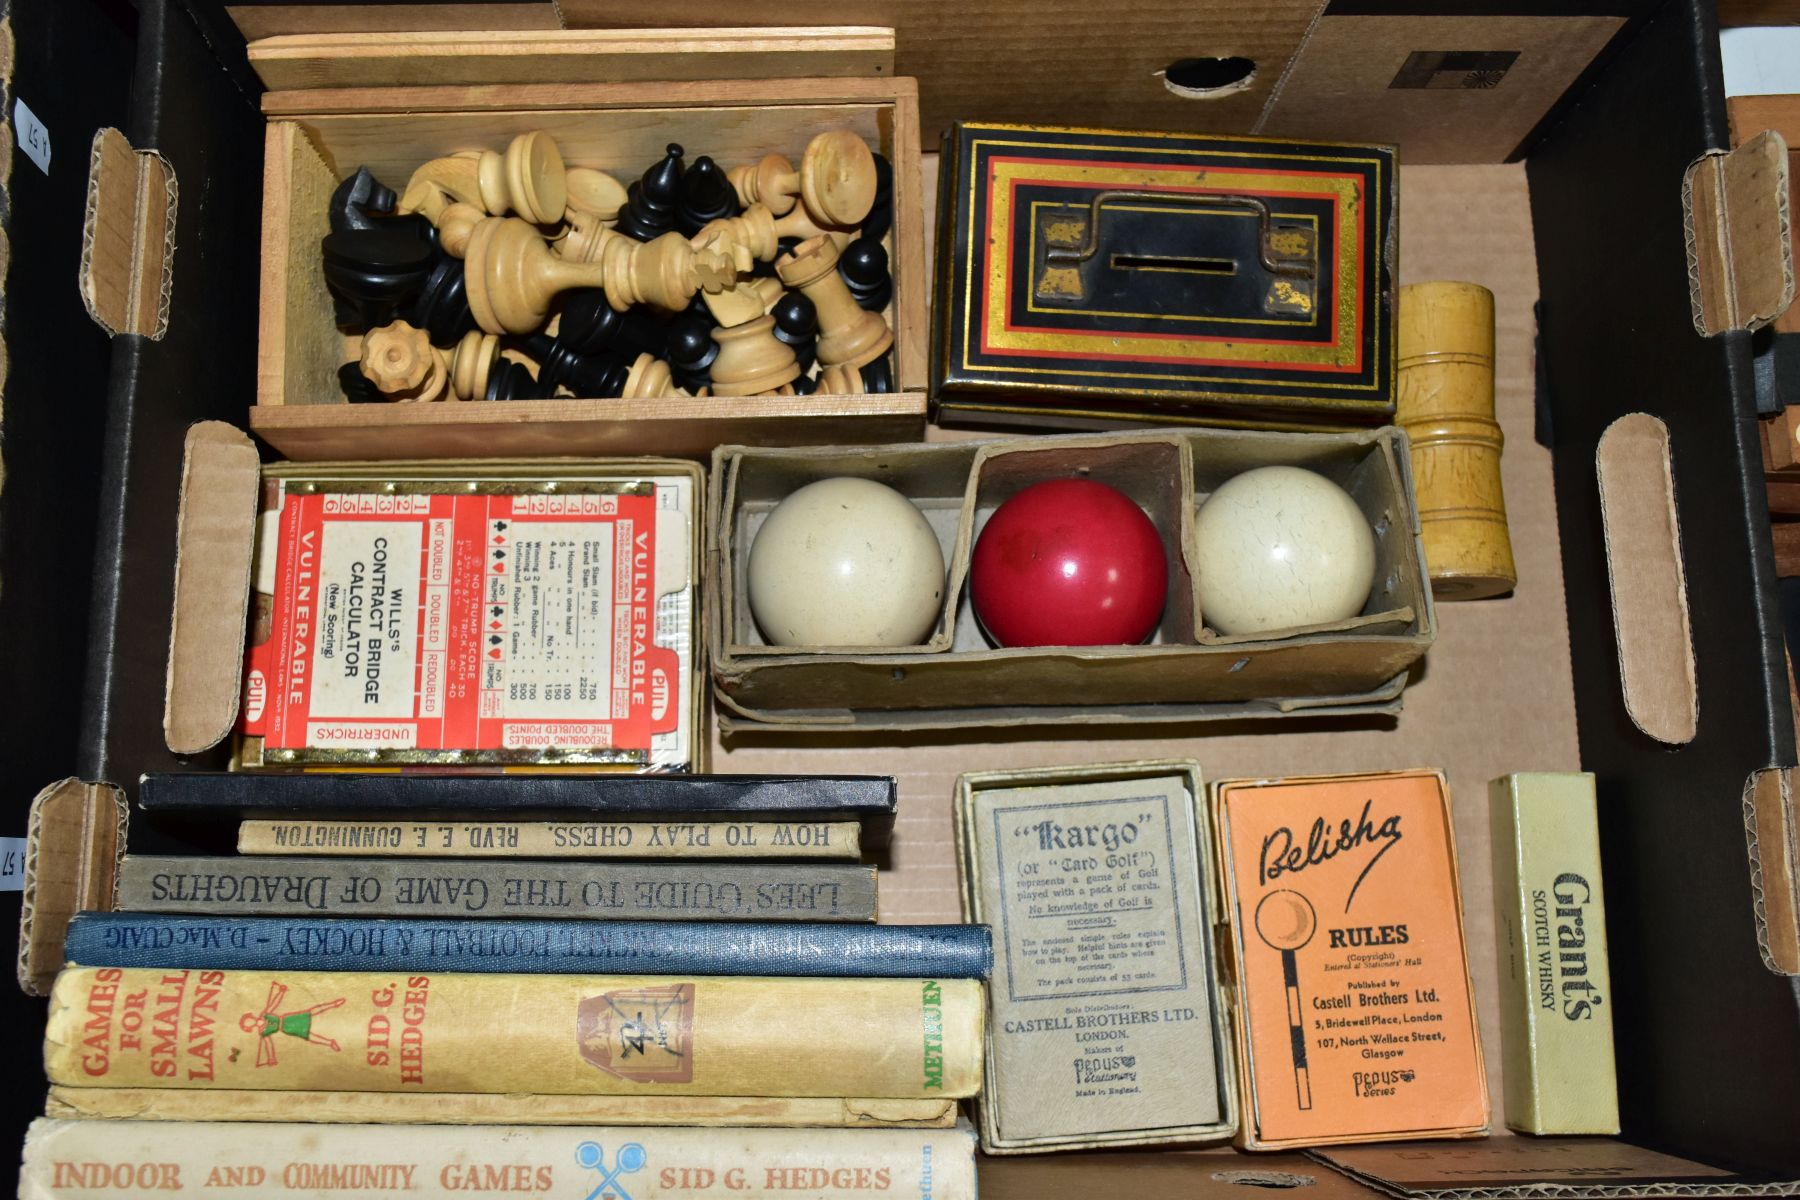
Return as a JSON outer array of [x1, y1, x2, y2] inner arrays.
[[708, 426, 1434, 730], [161, 423, 707, 774], [237, 27, 930, 461]]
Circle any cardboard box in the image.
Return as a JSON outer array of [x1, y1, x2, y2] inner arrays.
[[240, 28, 930, 461], [708, 427, 1434, 730], [34, 0, 1800, 1192], [954, 761, 1236, 1153], [1212, 769, 1489, 1150], [160, 423, 709, 773]]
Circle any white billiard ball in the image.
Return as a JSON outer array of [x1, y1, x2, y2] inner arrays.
[[747, 476, 945, 647], [1193, 465, 1378, 636]]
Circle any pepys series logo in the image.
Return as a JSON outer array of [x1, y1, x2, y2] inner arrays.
[[577, 983, 695, 1083]]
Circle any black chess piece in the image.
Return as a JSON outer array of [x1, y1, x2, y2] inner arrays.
[[666, 312, 720, 394], [556, 289, 669, 362], [518, 330, 630, 398], [860, 153, 894, 241], [859, 354, 895, 394], [403, 251, 478, 347], [484, 357, 554, 402], [337, 361, 387, 403], [321, 226, 435, 331], [676, 155, 739, 237], [329, 166, 398, 234], [839, 238, 892, 312], [614, 143, 685, 242], [791, 370, 819, 395], [770, 291, 819, 375]]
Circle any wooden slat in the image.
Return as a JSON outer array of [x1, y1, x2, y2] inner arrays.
[[228, 4, 562, 41], [249, 394, 929, 462], [247, 27, 895, 93], [1721, 0, 1800, 25], [263, 75, 913, 119], [1767, 479, 1800, 514], [1773, 521, 1800, 578]]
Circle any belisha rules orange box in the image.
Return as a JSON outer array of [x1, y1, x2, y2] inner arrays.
[[1213, 769, 1488, 1150]]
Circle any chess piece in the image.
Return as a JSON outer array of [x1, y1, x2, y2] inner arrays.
[[709, 315, 801, 396], [329, 166, 398, 234], [702, 279, 774, 329], [475, 131, 567, 225], [730, 131, 876, 229], [620, 353, 685, 398], [403, 251, 478, 346], [442, 330, 501, 400], [361, 320, 448, 402], [749, 236, 803, 279], [839, 237, 892, 311], [484, 353, 553, 401], [770, 291, 818, 375], [695, 204, 849, 270], [462, 216, 734, 333], [791, 370, 819, 395], [861, 152, 894, 241], [1396, 281, 1516, 600], [566, 167, 628, 221], [817, 355, 895, 395], [777, 235, 892, 369], [338, 361, 386, 403], [518, 328, 630, 398], [615, 143, 685, 242], [321, 226, 436, 330], [397, 156, 485, 224], [556, 289, 669, 362], [747, 275, 785, 313], [677, 155, 739, 237], [437, 203, 485, 258], [666, 313, 720, 394]]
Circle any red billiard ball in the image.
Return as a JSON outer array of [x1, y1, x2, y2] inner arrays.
[[971, 479, 1168, 647]]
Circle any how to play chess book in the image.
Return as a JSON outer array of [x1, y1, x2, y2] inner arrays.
[[111, 856, 877, 922], [235, 817, 861, 858], [44, 968, 983, 1098], [64, 913, 995, 978], [20, 1119, 977, 1199]]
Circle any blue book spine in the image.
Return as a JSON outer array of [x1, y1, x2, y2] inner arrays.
[[63, 913, 993, 979]]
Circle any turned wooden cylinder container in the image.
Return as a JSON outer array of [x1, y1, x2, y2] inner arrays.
[[1396, 280, 1517, 600]]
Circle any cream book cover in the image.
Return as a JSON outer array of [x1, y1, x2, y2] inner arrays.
[[1489, 772, 1620, 1134]]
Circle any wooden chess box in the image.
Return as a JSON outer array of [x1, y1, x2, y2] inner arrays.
[[245, 33, 928, 461]]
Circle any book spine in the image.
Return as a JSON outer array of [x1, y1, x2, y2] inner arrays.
[[114, 856, 877, 922], [46, 968, 983, 1098], [42, 1087, 958, 1128], [21, 1118, 976, 1200], [237, 819, 861, 859], [66, 913, 995, 979]]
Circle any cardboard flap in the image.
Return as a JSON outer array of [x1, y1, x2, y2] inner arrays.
[[1311, 1137, 1800, 1197], [17, 780, 128, 996], [1744, 767, 1800, 976], [163, 422, 263, 756], [1683, 129, 1795, 336], [246, 26, 896, 93], [78, 128, 177, 340]]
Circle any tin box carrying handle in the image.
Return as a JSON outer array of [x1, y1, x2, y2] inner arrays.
[[1043, 189, 1317, 278]]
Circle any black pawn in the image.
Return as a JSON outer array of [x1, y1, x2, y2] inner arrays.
[[519, 331, 629, 399], [666, 313, 719, 394], [770, 291, 819, 375], [677, 155, 739, 237], [404, 252, 477, 347], [337, 361, 386, 403], [328, 166, 398, 234], [791, 371, 819, 395], [859, 355, 895, 394], [859, 153, 894, 241], [321, 227, 435, 331], [615, 143, 685, 242], [557, 290, 669, 362], [839, 237, 892, 311], [484, 358, 553, 402]]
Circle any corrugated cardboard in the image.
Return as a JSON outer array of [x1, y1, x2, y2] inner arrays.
[[710, 427, 1434, 729], [15, 779, 127, 997]]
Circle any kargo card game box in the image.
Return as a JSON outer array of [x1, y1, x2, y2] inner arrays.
[[1212, 769, 1488, 1150], [239, 460, 700, 772]]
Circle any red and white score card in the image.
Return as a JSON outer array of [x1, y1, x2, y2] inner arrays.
[[241, 479, 690, 769]]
